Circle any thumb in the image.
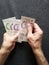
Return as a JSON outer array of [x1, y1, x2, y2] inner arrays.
[[12, 32, 20, 41], [27, 23, 32, 34]]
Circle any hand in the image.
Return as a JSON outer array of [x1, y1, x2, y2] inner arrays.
[[1, 31, 19, 53], [0, 31, 19, 65], [27, 23, 43, 53]]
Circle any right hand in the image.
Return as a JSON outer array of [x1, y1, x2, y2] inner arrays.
[[27, 23, 43, 53]]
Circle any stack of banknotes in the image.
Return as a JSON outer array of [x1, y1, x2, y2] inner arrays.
[[2, 16, 35, 43]]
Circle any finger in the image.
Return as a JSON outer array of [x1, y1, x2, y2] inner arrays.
[[4, 32, 8, 36], [4, 32, 9, 38], [27, 38, 33, 47], [27, 33, 33, 42], [12, 32, 20, 41], [27, 23, 32, 34], [33, 23, 43, 33]]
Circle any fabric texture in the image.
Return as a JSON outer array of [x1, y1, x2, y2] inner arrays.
[[0, 0, 49, 65]]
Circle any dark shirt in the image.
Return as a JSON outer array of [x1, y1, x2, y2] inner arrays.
[[0, 0, 49, 65]]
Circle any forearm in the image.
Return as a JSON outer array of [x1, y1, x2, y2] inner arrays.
[[0, 48, 10, 65], [33, 49, 49, 65]]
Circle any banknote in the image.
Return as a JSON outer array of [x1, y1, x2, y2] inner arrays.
[[2, 17, 17, 32], [2, 17, 22, 42], [2, 16, 36, 43], [18, 16, 36, 42]]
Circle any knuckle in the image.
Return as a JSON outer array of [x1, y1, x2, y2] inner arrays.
[[27, 35, 32, 40], [32, 37, 36, 41], [42, 30, 43, 34], [4, 33, 6, 36], [40, 30, 43, 35]]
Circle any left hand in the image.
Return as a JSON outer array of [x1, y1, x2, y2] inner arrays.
[[1, 32, 19, 53]]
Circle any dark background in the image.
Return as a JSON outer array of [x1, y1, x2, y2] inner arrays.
[[0, 0, 49, 65]]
